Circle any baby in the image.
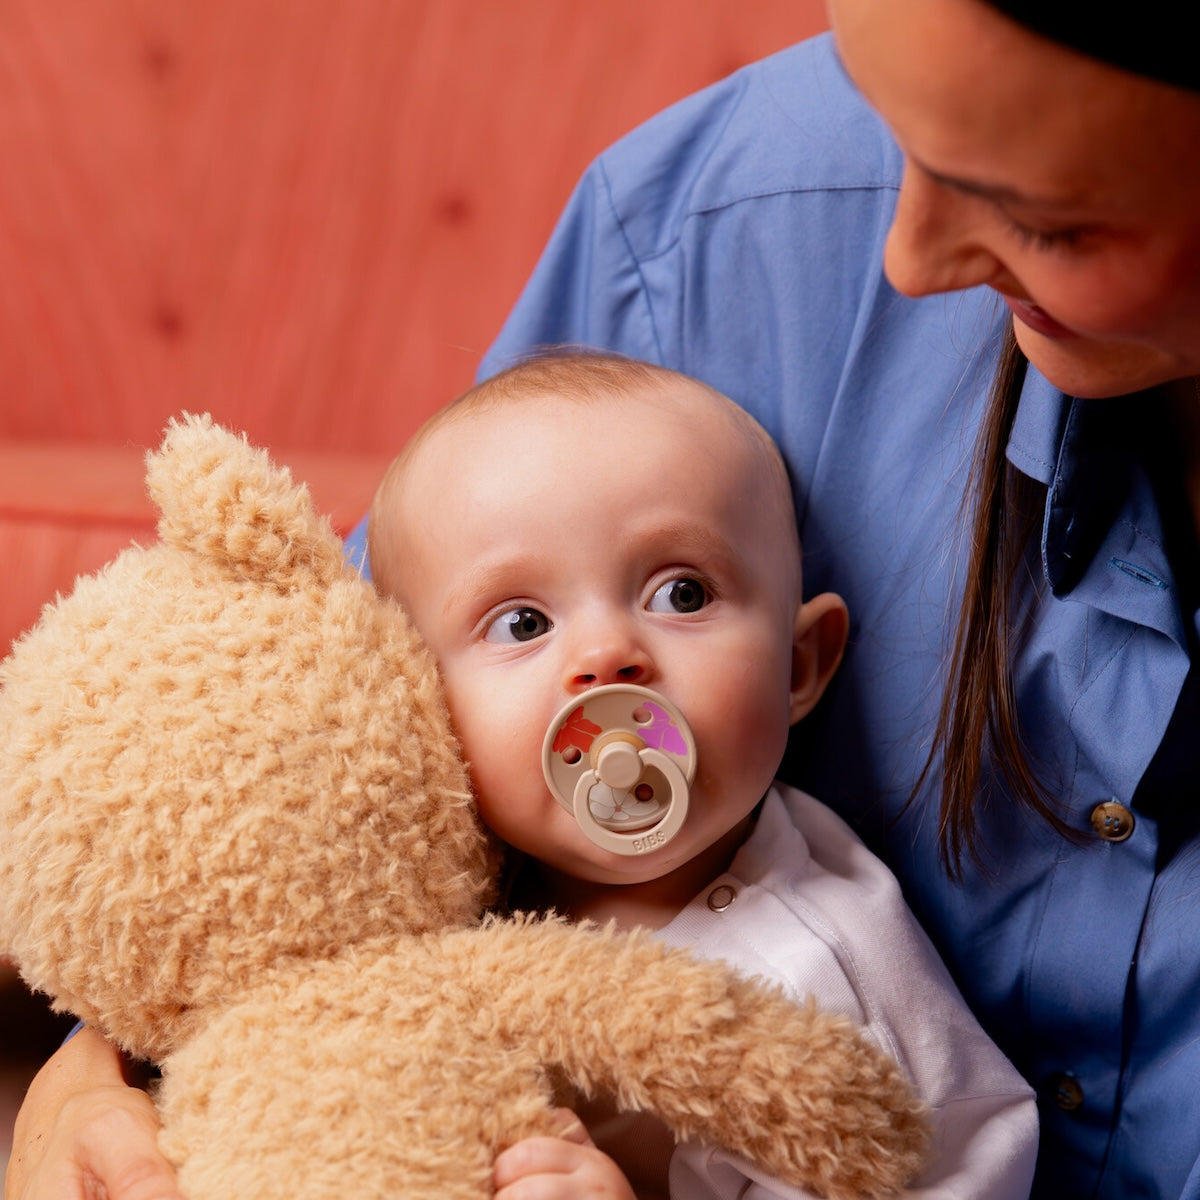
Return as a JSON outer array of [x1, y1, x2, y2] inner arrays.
[[367, 351, 1038, 1200]]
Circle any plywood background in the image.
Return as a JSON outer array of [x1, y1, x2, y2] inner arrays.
[[0, 1, 828, 655]]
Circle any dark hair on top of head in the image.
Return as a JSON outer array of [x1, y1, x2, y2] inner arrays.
[[978, 0, 1200, 92]]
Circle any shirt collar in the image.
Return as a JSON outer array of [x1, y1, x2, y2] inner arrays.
[[1006, 366, 1187, 648], [1006, 367, 1070, 487]]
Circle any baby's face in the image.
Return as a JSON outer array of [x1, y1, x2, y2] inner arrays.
[[382, 381, 808, 886]]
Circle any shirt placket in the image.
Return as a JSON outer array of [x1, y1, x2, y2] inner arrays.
[[1017, 394, 1191, 1197]]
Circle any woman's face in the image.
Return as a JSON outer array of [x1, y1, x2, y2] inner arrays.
[[828, 0, 1200, 398]]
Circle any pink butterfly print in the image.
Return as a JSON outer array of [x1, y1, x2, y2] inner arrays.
[[552, 706, 602, 756], [638, 702, 688, 757]]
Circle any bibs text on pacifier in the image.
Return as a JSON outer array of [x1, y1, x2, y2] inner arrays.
[[541, 685, 697, 855]]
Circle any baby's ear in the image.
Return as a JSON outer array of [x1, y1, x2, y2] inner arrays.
[[789, 592, 849, 725], [146, 412, 347, 591]]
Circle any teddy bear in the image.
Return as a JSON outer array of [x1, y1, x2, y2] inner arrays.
[[0, 414, 929, 1200]]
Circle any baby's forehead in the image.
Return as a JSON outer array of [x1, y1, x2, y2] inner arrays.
[[428, 376, 750, 452], [399, 381, 784, 529], [379, 374, 801, 600]]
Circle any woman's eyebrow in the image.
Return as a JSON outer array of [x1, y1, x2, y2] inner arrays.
[[910, 152, 1081, 210]]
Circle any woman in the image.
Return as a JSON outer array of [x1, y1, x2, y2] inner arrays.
[[10, 1, 1200, 1197]]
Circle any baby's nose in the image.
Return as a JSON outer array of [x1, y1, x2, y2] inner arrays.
[[564, 632, 653, 694]]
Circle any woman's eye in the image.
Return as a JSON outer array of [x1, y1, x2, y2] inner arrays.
[[1002, 214, 1086, 253], [648, 577, 710, 615], [484, 607, 552, 644]]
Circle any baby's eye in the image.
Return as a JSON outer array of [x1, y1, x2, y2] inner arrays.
[[484, 606, 552, 644], [647, 577, 710, 615]]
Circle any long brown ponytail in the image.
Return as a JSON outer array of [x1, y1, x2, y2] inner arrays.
[[924, 324, 1075, 875]]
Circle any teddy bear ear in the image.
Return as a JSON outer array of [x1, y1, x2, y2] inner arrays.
[[146, 412, 347, 590]]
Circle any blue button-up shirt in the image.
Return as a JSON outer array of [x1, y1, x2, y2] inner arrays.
[[466, 33, 1200, 1199]]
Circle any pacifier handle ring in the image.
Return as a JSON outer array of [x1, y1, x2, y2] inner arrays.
[[572, 748, 690, 856], [541, 684, 697, 856]]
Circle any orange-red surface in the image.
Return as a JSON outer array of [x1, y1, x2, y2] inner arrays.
[[0, 1, 828, 656]]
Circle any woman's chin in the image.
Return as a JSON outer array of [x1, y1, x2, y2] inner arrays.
[[1012, 317, 1185, 399]]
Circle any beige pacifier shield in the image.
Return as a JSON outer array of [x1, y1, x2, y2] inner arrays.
[[541, 685, 697, 856]]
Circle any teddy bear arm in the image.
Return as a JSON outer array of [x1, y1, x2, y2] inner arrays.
[[470, 919, 929, 1200]]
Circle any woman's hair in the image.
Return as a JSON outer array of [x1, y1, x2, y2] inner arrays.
[[922, 325, 1075, 875], [978, 0, 1200, 93], [929, 8, 1199, 871]]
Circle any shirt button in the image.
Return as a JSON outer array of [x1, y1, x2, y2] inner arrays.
[[1090, 800, 1135, 843], [707, 884, 737, 912], [1046, 1072, 1085, 1112]]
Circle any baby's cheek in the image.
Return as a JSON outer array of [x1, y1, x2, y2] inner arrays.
[[693, 694, 791, 801], [455, 710, 545, 825]]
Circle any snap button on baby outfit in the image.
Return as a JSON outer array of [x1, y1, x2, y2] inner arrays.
[[706, 884, 737, 912], [1090, 801, 1134, 843]]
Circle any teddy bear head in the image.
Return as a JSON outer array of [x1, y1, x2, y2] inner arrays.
[[0, 414, 493, 1061]]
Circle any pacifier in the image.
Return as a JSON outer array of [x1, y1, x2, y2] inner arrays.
[[541, 684, 697, 856]]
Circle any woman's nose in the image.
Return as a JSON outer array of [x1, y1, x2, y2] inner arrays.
[[883, 163, 1008, 298], [563, 625, 653, 694]]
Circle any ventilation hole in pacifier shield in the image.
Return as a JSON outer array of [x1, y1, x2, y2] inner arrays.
[[632, 706, 652, 725], [635, 783, 655, 802], [561, 746, 582, 765]]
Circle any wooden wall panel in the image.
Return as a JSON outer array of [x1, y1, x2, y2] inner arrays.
[[0, 1, 827, 456], [0, 0, 829, 655]]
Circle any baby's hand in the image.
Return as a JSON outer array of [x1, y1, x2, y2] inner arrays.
[[493, 1109, 637, 1200]]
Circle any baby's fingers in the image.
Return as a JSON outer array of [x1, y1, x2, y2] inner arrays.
[[494, 1135, 589, 1189], [543, 1107, 593, 1146], [494, 1119, 635, 1200]]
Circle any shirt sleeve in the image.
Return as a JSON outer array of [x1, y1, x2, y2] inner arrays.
[[477, 154, 665, 379]]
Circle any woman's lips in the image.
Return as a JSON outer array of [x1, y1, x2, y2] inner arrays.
[[1002, 295, 1077, 340]]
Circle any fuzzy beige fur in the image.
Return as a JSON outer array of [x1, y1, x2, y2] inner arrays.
[[0, 415, 929, 1199]]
